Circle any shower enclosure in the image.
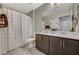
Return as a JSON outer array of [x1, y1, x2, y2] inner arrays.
[[0, 8, 33, 54]]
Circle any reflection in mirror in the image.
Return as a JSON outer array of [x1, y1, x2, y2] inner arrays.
[[42, 3, 73, 32], [59, 15, 72, 31], [77, 5, 79, 32]]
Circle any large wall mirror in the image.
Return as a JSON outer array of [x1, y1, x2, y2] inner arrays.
[[77, 5, 79, 32], [42, 3, 79, 32]]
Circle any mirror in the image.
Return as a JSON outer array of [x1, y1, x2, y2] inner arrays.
[[42, 3, 78, 32]]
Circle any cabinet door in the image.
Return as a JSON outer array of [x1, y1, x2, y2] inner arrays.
[[62, 39, 79, 55], [50, 36, 63, 55], [36, 34, 50, 54], [36, 34, 43, 51], [42, 35, 50, 54]]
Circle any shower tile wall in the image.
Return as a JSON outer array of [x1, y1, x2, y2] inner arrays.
[[0, 28, 8, 54], [0, 8, 33, 54]]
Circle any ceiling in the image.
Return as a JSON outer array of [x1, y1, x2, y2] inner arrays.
[[42, 3, 73, 17], [1, 3, 44, 14]]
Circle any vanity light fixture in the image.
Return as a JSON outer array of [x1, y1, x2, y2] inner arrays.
[[50, 3, 60, 7], [50, 3, 54, 6]]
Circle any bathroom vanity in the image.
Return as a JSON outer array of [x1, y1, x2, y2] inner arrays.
[[36, 32, 79, 55]]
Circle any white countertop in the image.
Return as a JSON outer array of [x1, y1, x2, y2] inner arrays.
[[36, 31, 79, 40]]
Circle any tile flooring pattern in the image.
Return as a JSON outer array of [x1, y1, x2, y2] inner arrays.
[[4, 47, 45, 55]]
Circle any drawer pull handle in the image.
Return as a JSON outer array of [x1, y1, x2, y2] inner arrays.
[[60, 40, 62, 47], [63, 40, 65, 48]]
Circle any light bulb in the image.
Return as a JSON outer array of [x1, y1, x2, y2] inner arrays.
[[50, 3, 60, 6], [50, 3, 54, 6]]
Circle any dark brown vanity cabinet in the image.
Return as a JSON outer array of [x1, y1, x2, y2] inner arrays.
[[36, 34, 79, 55], [36, 34, 50, 54], [36, 34, 43, 51], [50, 36, 63, 55], [50, 37, 79, 55], [62, 39, 79, 55]]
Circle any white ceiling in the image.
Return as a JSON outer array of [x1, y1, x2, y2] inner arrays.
[[1, 3, 44, 14], [42, 3, 73, 17]]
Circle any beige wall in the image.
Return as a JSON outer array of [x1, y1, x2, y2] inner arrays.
[[34, 4, 50, 33]]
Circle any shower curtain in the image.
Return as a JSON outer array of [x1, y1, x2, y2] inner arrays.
[[0, 8, 9, 54], [0, 26, 8, 54], [0, 8, 33, 54]]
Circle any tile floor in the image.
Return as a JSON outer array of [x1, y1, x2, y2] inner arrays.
[[4, 47, 45, 55], [4, 38, 45, 55]]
